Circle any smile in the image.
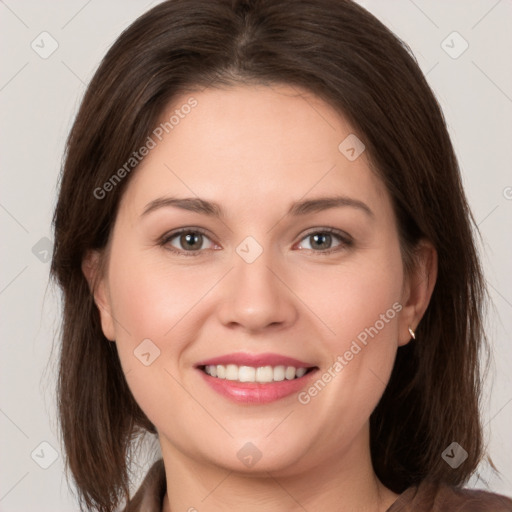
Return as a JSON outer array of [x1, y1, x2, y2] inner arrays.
[[196, 364, 318, 405]]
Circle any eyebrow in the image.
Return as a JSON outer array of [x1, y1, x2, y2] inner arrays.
[[141, 195, 374, 219]]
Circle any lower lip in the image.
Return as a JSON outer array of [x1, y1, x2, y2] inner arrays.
[[198, 368, 317, 404]]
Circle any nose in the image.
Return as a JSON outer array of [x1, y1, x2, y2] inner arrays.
[[216, 245, 298, 333]]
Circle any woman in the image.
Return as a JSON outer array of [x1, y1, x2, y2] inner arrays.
[[50, 0, 512, 511]]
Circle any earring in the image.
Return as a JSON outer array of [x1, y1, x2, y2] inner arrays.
[[408, 326, 416, 340]]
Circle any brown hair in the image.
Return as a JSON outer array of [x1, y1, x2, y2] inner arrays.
[[50, 1, 490, 510]]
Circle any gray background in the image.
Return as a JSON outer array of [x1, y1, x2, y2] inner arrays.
[[1, 0, 511, 510]]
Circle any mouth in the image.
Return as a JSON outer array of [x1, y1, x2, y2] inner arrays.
[[195, 353, 319, 404]]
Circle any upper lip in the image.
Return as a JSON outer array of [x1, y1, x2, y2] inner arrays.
[[195, 352, 316, 369]]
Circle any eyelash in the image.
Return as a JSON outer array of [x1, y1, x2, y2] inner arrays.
[[159, 227, 353, 257]]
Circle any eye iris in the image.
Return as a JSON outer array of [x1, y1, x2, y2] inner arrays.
[[311, 233, 331, 250], [181, 232, 202, 250]]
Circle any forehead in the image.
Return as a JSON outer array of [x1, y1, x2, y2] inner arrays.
[[119, 84, 391, 219]]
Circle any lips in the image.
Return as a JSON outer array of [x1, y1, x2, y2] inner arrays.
[[195, 352, 318, 404], [195, 352, 315, 368]]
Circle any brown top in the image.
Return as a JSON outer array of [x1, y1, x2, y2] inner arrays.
[[124, 459, 512, 512]]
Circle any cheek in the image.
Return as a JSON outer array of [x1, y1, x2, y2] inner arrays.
[[296, 296, 401, 445], [105, 251, 193, 425], [105, 243, 223, 397], [305, 247, 404, 352], [107, 246, 203, 341], [302, 244, 404, 411]]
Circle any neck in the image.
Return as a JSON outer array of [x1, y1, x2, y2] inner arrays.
[[160, 424, 398, 512]]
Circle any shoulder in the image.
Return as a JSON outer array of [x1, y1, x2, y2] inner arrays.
[[123, 459, 166, 512], [389, 479, 512, 512]]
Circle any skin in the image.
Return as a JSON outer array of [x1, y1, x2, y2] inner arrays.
[[83, 84, 437, 512]]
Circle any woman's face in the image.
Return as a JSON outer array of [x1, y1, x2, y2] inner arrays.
[[90, 84, 427, 476]]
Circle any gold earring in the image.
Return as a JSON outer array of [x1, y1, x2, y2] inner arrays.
[[408, 327, 416, 339]]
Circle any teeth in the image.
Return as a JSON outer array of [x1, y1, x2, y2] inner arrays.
[[203, 364, 311, 382], [225, 364, 238, 381], [273, 365, 285, 382], [256, 366, 273, 383], [285, 366, 296, 380], [295, 367, 307, 378]]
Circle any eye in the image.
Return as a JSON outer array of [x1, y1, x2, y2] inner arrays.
[[295, 228, 352, 254], [160, 227, 352, 257], [161, 228, 218, 256]]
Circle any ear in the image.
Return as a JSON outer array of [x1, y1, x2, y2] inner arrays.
[[398, 239, 438, 346], [82, 250, 116, 341]]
